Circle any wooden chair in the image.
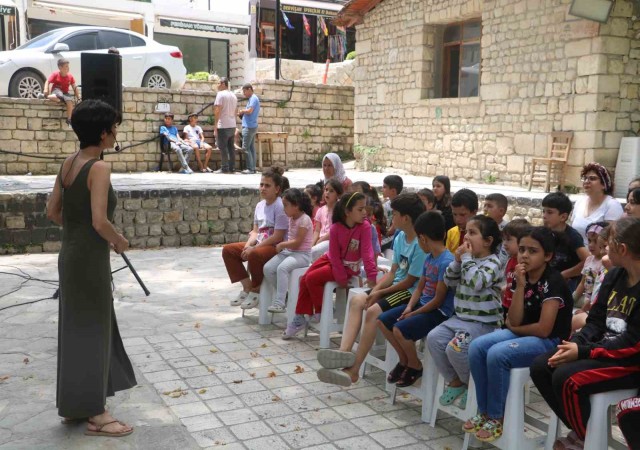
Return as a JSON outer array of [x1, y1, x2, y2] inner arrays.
[[260, 23, 276, 58], [528, 131, 574, 192]]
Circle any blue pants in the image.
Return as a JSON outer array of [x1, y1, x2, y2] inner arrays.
[[469, 329, 558, 419], [379, 304, 447, 341], [242, 127, 258, 172]]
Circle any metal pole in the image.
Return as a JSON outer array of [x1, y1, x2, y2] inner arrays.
[[275, 0, 280, 80]]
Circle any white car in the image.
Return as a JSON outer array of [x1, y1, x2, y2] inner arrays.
[[0, 26, 187, 98]]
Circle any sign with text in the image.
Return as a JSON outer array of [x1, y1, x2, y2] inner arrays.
[[281, 4, 338, 17], [159, 19, 248, 35], [0, 5, 16, 15]]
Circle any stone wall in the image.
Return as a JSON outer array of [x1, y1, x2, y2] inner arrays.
[[1, 184, 618, 254], [353, 0, 638, 187], [0, 80, 354, 175]]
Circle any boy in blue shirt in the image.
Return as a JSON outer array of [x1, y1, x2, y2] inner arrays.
[[159, 113, 193, 174], [378, 211, 455, 387], [238, 83, 260, 174], [316, 193, 427, 386]]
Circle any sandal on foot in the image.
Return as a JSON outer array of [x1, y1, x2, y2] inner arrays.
[[463, 414, 487, 433], [439, 385, 466, 406], [317, 368, 353, 387], [317, 349, 355, 369], [85, 420, 133, 437], [386, 362, 406, 384], [475, 418, 503, 442], [396, 366, 423, 387]]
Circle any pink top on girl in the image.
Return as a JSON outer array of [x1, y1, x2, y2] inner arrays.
[[327, 220, 377, 286], [314, 205, 332, 238], [289, 214, 314, 252]]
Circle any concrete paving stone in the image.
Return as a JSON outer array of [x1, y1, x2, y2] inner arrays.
[[153, 341, 185, 351], [203, 361, 243, 375], [316, 391, 358, 407], [227, 379, 266, 395], [242, 338, 273, 348], [333, 402, 376, 419], [365, 397, 408, 413], [281, 427, 328, 449], [237, 357, 276, 370], [129, 351, 164, 364], [271, 385, 310, 401], [159, 348, 192, 360], [258, 351, 298, 363], [216, 341, 250, 352], [189, 345, 224, 356], [290, 371, 322, 384], [422, 434, 465, 450], [302, 381, 342, 396], [334, 436, 384, 450], [167, 356, 202, 369], [266, 413, 312, 433], [252, 401, 295, 420], [178, 365, 216, 379], [203, 443, 247, 450], [317, 420, 363, 440], [185, 374, 222, 389], [181, 338, 212, 347], [152, 379, 189, 393], [125, 343, 156, 355], [277, 341, 317, 353], [435, 415, 465, 434], [299, 408, 343, 426], [195, 352, 232, 365], [170, 401, 211, 418], [370, 428, 418, 448], [258, 374, 298, 390], [278, 362, 312, 375], [137, 360, 173, 374], [302, 445, 338, 450], [216, 371, 258, 385], [143, 369, 181, 383], [196, 385, 233, 401], [350, 415, 398, 433], [208, 334, 240, 344], [192, 427, 238, 448], [160, 389, 199, 406], [239, 390, 279, 407], [122, 337, 148, 347], [205, 395, 245, 412], [229, 420, 274, 440], [230, 331, 263, 341], [292, 350, 319, 361], [242, 366, 285, 380], [384, 408, 425, 427], [403, 422, 451, 441], [243, 434, 290, 450], [173, 331, 204, 341], [348, 385, 388, 402], [180, 413, 223, 432], [226, 350, 259, 361], [284, 395, 327, 413], [145, 334, 176, 344], [217, 408, 259, 426], [199, 328, 231, 338]]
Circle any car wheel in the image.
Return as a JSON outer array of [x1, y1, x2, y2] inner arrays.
[[9, 70, 44, 98], [142, 69, 170, 89]]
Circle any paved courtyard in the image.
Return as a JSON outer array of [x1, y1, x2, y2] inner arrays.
[[0, 246, 573, 450]]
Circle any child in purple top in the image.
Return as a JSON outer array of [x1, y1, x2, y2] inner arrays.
[[264, 189, 314, 313]]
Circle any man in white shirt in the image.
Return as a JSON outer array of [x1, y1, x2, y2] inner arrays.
[[213, 78, 238, 174]]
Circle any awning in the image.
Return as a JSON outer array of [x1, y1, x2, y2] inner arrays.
[[333, 0, 383, 26], [31, 1, 144, 20], [0, 0, 16, 16], [279, 0, 344, 17]]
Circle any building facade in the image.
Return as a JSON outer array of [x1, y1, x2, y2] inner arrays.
[[337, 0, 639, 188]]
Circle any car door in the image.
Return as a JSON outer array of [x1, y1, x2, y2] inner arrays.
[[58, 31, 99, 87], [98, 30, 147, 86]]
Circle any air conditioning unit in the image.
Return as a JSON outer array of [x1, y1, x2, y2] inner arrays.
[[614, 137, 640, 198]]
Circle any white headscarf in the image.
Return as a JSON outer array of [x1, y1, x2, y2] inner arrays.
[[323, 153, 346, 183]]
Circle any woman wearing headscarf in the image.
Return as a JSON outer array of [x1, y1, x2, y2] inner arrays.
[[322, 153, 352, 191], [570, 162, 623, 245]]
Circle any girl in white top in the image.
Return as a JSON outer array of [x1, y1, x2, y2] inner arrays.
[[264, 189, 314, 313], [571, 162, 623, 245]]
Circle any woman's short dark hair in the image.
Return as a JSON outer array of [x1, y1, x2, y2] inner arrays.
[[71, 99, 122, 149]]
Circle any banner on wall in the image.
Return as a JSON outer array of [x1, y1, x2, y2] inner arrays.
[[159, 19, 249, 35], [281, 4, 337, 18]]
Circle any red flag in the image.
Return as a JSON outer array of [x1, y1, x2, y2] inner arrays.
[[302, 14, 311, 36], [319, 16, 328, 36]]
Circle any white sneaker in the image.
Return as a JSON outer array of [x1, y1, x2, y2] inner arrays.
[[230, 291, 248, 306], [240, 292, 259, 309], [268, 301, 286, 313]]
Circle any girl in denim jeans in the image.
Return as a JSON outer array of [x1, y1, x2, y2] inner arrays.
[[464, 227, 573, 442]]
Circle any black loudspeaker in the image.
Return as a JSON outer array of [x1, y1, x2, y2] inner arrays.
[[81, 53, 122, 116]]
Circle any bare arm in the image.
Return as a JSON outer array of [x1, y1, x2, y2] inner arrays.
[[43, 80, 51, 96], [214, 105, 220, 135], [245, 224, 259, 248], [277, 225, 308, 251], [413, 281, 449, 314], [88, 162, 128, 252], [46, 175, 63, 225], [508, 299, 561, 338]]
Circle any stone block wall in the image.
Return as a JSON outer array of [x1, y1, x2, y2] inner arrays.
[[0, 80, 354, 175], [353, 0, 638, 187]]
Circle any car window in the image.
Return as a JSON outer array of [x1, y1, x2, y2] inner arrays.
[[131, 36, 146, 47], [99, 31, 132, 49], [17, 29, 66, 50], [61, 33, 98, 51]]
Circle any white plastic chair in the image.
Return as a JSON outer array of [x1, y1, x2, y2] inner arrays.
[[430, 373, 479, 450], [257, 282, 274, 325], [389, 342, 438, 423], [544, 388, 638, 450], [285, 267, 308, 324]]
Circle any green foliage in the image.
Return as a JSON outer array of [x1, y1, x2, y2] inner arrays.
[[346, 51, 356, 60], [354, 143, 381, 172], [186, 72, 211, 81], [563, 184, 581, 194], [205, 115, 214, 125], [302, 129, 312, 140], [277, 100, 289, 108], [484, 173, 498, 184]]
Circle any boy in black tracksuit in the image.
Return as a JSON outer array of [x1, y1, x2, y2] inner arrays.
[[530, 265, 640, 444]]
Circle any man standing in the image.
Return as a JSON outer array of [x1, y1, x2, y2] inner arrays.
[[213, 78, 237, 174], [238, 83, 260, 174]]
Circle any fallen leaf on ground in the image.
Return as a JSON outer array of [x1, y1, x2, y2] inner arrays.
[[267, 371, 277, 378], [0, 376, 9, 382], [250, 352, 259, 358], [209, 348, 218, 353], [232, 380, 243, 384], [198, 388, 207, 394], [260, 343, 268, 348], [163, 387, 188, 398], [22, 375, 34, 380], [294, 365, 304, 374], [265, 358, 272, 363], [23, 358, 29, 364], [207, 366, 215, 373], [194, 322, 201, 329], [249, 373, 256, 378], [272, 395, 281, 402]]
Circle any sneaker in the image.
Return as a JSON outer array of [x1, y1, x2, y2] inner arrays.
[[186, 168, 194, 174], [230, 291, 248, 306], [213, 168, 225, 174], [282, 316, 308, 340], [205, 167, 213, 173], [241, 169, 253, 174], [179, 168, 188, 174], [309, 313, 321, 323], [240, 292, 259, 309], [268, 301, 286, 313], [37, 92, 45, 99]]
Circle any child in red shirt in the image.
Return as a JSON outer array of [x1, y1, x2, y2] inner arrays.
[[500, 219, 531, 319], [40, 58, 79, 127]]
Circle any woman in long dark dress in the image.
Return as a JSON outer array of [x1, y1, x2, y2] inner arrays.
[[47, 99, 136, 437]]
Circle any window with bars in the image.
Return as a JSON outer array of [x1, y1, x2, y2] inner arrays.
[[441, 19, 481, 98]]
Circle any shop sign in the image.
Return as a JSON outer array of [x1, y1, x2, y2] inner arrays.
[[159, 19, 248, 35], [0, 5, 15, 15], [281, 4, 337, 17]]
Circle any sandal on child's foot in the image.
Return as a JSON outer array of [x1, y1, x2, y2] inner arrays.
[[475, 418, 503, 442], [439, 385, 466, 406], [386, 362, 406, 384], [317, 368, 353, 387], [396, 366, 423, 387], [317, 349, 355, 369], [462, 414, 486, 433], [267, 302, 286, 313]]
